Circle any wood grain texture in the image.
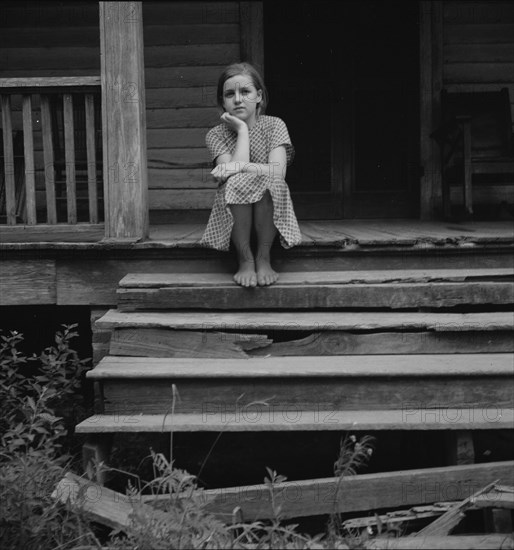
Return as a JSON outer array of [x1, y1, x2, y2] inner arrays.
[[40, 94, 57, 224], [102, 376, 513, 414], [75, 409, 514, 434], [0, 259, 56, 305], [199, 461, 514, 520], [110, 327, 272, 358], [100, 1, 148, 239], [119, 269, 514, 287], [63, 93, 77, 224], [117, 282, 514, 310], [97, 309, 514, 332], [87, 354, 514, 379], [1, 94, 16, 224], [21, 94, 36, 224]]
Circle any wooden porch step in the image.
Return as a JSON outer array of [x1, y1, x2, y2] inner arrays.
[[97, 309, 514, 331], [75, 408, 514, 434], [95, 309, 514, 358], [89, 354, 514, 415], [117, 269, 514, 310]]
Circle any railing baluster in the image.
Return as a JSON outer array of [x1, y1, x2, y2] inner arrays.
[[1, 95, 17, 225], [22, 94, 37, 224], [40, 94, 57, 224], [63, 93, 77, 224], [85, 93, 98, 224]]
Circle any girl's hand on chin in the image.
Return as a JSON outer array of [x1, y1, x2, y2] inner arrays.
[[221, 112, 247, 132]]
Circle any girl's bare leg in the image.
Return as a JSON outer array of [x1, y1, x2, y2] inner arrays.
[[254, 191, 279, 286], [229, 203, 257, 287]]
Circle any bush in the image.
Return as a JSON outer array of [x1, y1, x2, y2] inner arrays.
[[0, 325, 98, 550]]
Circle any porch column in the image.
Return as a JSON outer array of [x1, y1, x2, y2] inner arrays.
[[99, 1, 148, 240], [419, 0, 443, 219]]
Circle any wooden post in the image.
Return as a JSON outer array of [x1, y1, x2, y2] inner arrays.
[[99, 2, 148, 240], [240, 2, 264, 76], [419, 1, 443, 220]]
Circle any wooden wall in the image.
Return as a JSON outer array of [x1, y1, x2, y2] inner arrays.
[[0, 1, 101, 219], [142, 2, 239, 222], [443, 1, 514, 130], [2, 1, 513, 220]]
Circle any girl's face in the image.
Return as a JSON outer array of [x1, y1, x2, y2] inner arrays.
[[222, 74, 262, 127]]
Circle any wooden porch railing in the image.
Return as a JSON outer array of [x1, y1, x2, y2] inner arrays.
[[0, 76, 102, 226]]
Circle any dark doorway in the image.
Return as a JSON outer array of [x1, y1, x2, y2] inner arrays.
[[264, 1, 420, 218]]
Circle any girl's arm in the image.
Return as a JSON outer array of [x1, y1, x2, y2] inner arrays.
[[211, 113, 250, 184], [212, 146, 287, 184]]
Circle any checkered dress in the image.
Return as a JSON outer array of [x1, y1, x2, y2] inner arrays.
[[200, 115, 302, 251]]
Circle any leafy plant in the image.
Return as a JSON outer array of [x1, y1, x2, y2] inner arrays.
[[0, 325, 96, 550]]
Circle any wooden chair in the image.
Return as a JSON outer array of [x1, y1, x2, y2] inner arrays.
[[431, 88, 514, 218]]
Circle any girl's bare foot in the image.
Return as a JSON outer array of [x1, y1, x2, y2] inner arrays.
[[234, 259, 257, 287], [256, 257, 279, 286]]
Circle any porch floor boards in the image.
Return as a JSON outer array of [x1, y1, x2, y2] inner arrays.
[[1, 220, 513, 248]]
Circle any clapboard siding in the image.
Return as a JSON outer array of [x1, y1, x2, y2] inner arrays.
[[444, 1, 514, 131], [142, 2, 239, 214]]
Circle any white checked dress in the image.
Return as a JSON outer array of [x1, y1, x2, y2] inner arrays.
[[200, 115, 302, 251]]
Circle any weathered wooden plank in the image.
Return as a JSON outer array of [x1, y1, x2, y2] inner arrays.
[[445, 43, 514, 64], [146, 107, 224, 128], [0, 259, 56, 305], [148, 147, 210, 166], [444, 23, 514, 44], [444, 63, 514, 83], [143, 1, 239, 24], [444, 1, 514, 24], [148, 168, 216, 189], [89, 354, 514, 379], [52, 472, 171, 532], [143, 24, 239, 46], [120, 269, 514, 287], [149, 188, 215, 209], [63, 93, 77, 224], [144, 44, 239, 67], [200, 461, 514, 520], [1, 94, 17, 224], [117, 282, 514, 310], [100, 2, 148, 240], [0, 223, 104, 243], [0, 27, 100, 48], [102, 377, 512, 415], [0, 76, 100, 92], [415, 482, 497, 536], [110, 327, 272, 358], [0, 47, 100, 72], [368, 534, 514, 550], [147, 128, 210, 149], [96, 309, 514, 332], [248, 331, 514, 356], [40, 94, 57, 224], [74, 409, 514, 434], [145, 66, 223, 88], [84, 93, 98, 224], [146, 87, 217, 108], [21, 94, 36, 224]]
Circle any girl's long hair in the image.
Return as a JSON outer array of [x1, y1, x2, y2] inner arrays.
[[216, 62, 268, 114]]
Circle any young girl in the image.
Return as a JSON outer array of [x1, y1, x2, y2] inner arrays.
[[200, 62, 302, 287]]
